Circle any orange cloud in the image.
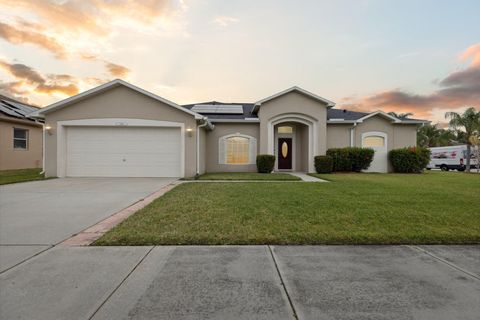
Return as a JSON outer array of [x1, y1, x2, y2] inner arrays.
[[105, 62, 131, 77], [0, 22, 66, 59], [340, 44, 480, 119], [0, 60, 79, 97], [460, 43, 480, 67]]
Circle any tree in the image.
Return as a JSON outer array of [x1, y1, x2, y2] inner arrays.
[[445, 107, 480, 172], [469, 135, 480, 173], [388, 112, 414, 119], [417, 124, 455, 147]]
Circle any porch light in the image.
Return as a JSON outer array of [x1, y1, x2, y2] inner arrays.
[[186, 127, 193, 137], [45, 125, 53, 135]]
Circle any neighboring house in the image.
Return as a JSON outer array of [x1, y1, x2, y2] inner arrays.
[[0, 95, 43, 170], [30, 79, 428, 178]]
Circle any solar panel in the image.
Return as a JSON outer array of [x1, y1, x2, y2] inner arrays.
[[191, 104, 243, 114]]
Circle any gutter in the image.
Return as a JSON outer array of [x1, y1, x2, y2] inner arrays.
[[196, 117, 214, 176], [350, 122, 357, 147]]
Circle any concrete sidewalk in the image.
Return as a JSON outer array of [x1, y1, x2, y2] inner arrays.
[[1, 245, 478, 320]]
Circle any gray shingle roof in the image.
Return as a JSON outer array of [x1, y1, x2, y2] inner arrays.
[[182, 101, 427, 123], [0, 95, 41, 123]]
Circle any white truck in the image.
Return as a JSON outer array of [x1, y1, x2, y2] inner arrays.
[[427, 145, 478, 171]]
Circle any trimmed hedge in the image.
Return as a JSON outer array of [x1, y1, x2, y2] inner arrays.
[[389, 147, 431, 173], [326, 147, 375, 172], [256, 154, 276, 173], [314, 155, 333, 173]]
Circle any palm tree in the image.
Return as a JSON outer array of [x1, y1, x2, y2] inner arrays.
[[417, 124, 455, 147], [445, 107, 480, 172], [388, 112, 414, 119]]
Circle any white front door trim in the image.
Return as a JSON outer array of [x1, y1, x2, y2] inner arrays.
[[56, 118, 185, 178], [361, 131, 388, 173], [267, 113, 317, 173]]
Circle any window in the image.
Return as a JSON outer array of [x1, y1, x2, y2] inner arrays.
[[13, 128, 28, 150], [363, 136, 385, 147], [278, 126, 293, 134], [226, 137, 249, 164], [219, 134, 257, 165]]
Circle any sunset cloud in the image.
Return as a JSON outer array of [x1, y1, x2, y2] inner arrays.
[[340, 44, 480, 119], [0, 22, 67, 59], [0, 60, 79, 97], [105, 62, 131, 78]]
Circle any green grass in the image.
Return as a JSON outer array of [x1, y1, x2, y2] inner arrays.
[[0, 168, 49, 185], [197, 172, 300, 181], [94, 171, 480, 245]]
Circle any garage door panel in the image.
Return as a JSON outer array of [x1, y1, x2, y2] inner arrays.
[[66, 126, 182, 177]]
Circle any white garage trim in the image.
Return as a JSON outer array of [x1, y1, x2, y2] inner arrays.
[[56, 118, 185, 178]]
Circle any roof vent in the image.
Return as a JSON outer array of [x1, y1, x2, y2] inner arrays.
[[343, 109, 347, 113]]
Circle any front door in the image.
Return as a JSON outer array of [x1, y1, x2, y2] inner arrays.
[[278, 138, 292, 170]]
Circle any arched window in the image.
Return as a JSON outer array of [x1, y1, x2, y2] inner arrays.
[[363, 135, 385, 147], [219, 134, 257, 165]]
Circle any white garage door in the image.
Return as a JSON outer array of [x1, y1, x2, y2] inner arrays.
[[66, 126, 181, 177]]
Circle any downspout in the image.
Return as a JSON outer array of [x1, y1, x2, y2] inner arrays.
[[196, 117, 210, 177], [350, 122, 357, 147]]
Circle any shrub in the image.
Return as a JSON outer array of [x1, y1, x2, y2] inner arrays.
[[326, 147, 375, 172], [389, 147, 431, 173], [349, 147, 375, 172], [256, 154, 276, 173], [314, 155, 333, 173], [327, 148, 352, 171]]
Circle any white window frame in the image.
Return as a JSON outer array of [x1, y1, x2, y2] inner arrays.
[[13, 128, 29, 150], [218, 133, 257, 165]]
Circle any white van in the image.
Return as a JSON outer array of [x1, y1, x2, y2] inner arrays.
[[427, 145, 478, 171]]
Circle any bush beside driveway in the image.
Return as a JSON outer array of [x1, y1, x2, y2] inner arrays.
[[95, 172, 479, 245]]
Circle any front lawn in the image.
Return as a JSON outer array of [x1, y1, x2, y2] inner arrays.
[[0, 168, 48, 185], [197, 172, 300, 181], [94, 172, 479, 245]]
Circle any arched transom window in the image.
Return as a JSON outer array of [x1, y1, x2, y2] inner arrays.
[[219, 134, 257, 165], [363, 135, 385, 147]]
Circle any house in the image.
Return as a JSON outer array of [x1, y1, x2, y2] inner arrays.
[[0, 95, 43, 170], [30, 79, 428, 177]]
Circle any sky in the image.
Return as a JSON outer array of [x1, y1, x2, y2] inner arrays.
[[0, 0, 479, 124]]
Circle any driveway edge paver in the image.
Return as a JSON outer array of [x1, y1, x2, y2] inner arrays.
[[61, 181, 183, 246]]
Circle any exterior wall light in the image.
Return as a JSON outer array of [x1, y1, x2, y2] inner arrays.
[[186, 128, 193, 137], [45, 125, 53, 135]]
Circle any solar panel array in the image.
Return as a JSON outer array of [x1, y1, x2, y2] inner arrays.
[[0, 97, 39, 121], [191, 104, 243, 114]]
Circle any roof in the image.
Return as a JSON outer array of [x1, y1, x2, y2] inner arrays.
[[182, 101, 258, 122], [30, 79, 206, 120], [253, 86, 336, 113], [0, 95, 42, 123]]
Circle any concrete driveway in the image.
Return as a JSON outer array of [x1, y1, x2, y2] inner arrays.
[[0, 245, 478, 320], [0, 178, 175, 271]]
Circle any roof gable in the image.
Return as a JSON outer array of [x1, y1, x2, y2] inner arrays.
[[253, 86, 335, 113], [30, 79, 204, 120]]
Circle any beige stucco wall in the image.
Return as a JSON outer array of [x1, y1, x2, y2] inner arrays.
[[43, 85, 198, 177], [326, 124, 351, 149], [393, 124, 418, 148], [205, 123, 259, 172], [0, 117, 43, 170], [198, 126, 207, 175], [257, 91, 328, 172]]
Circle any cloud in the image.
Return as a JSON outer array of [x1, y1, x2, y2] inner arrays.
[[0, 59, 79, 97], [340, 44, 480, 119], [213, 16, 239, 27], [0, 22, 67, 59], [105, 62, 131, 77], [460, 43, 480, 67]]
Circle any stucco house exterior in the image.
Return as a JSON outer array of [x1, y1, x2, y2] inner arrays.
[[30, 79, 427, 178], [0, 95, 43, 170]]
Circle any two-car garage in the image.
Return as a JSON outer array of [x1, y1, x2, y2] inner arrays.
[[34, 80, 204, 178], [65, 126, 182, 177]]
